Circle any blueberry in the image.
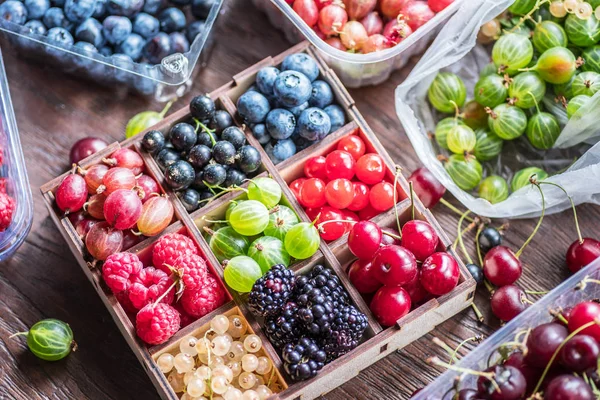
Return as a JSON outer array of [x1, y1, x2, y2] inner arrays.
[[92, 0, 106, 18], [142, 0, 161, 14], [102, 16, 131, 45], [110, 53, 133, 82], [185, 20, 204, 43], [264, 142, 281, 164], [43, 7, 68, 28], [158, 7, 185, 33], [168, 31, 189, 53], [107, 0, 143, 17], [190, 94, 215, 121], [191, 0, 215, 19], [75, 18, 104, 47], [134, 74, 158, 95], [287, 102, 308, 118], [251, 124, 270, 145], [282, 53, 319, 82], [202, 163, 226, 186], [297, 107, 331, 141], [178, 188, 200, 212], [114, 33, 143, 61], [221, 126, 246, 149], [51, 0, 65, 6], [71, 41, 98, 68], [256, 66, 280, 95], [24, 19, 46, 35], [142, 32, 170, 63], [0, 1, 28, 24], [165, 160, 195, 191], [209, 110, 233, 134], [309, 80, 333, 109], [266, 108, 295, 140], [142, 130, 165, 154], [98, 45, 112, 56], [213, 141, 236, 165], [64, 0, 96, 23], [294, 136, 316, 151], [236, 145, 261, 174], [323, 104, 346, 132], [47, 26, 74, 45], [24, 0, 49, 19], [273, 139, 296, 161], [187, 144, 212, 169], [169, 122, 197, 152], [132, 12, 158, 39], [237, 91, 271, 124], [273, 70, 312, 108]]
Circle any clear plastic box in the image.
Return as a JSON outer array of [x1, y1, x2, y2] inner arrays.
[[412, 257, 600, 399], [0, 49, 33, 262], [0, 0, 223, 100], [251, 0, 463, 88]]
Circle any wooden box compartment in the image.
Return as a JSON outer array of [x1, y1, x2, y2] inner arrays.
[[40, 41, 476, 400]]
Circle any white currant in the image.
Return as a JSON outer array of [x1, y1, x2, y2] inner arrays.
[[157, 353, 174, 374]]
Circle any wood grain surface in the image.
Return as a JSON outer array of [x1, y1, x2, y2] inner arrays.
[[1, 1, 599, 399]]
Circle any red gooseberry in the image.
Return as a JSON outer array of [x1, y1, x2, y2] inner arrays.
[[401, 1, 435, 31], [104, 189, 143, 230], [85, 194, 107, 220], [299, 178, 327, 208], [428, 0, 453, 12], [83, 164, 109, 195], [85, 221, 124, 260], [363, 34, 391, 53], [360, 11, 383, 36], [379, 0, 410, 19], [318, 4, 348, 36], [136, 174, 161, 203], [136, 195, 174, 236], [104, 148, 144, 175], [325, 37, 346, 51], [293, 0, 319, 26], [56, 174, 88, 214]]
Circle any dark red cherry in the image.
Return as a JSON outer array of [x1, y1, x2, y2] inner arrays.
[[381, 228, 401, 246], [402, 269, 430, 304], [401, 220, 439, 262], [348, 220, 382, 260], [491, 285, 528, 322], [525, 322, 569, 368], [503, 351, 541, 394], [70, 137, 108, 164], [477, 365, 526, 400], [407, 167, 446, 208], [457, 389, 479, 400], [372, 245, 417, 286], [568, 301, 600, 342], [545, 375, 594, 400], [566, 238, 600, 273], [559, 334, 599, 372], [370, 286, 411, 327], [483, 246, 522, 287], [420, 252, 460, 296], [348, 259, 382, 294]]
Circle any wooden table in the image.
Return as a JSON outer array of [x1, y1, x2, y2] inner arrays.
[[1, 1, 598, 399]]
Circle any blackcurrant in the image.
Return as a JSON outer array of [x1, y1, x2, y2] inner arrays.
[[169, 123, 197, 152], [178, 188, 200, 213], [165, 160, 195, 190], [236, 145, 261, 174], [141, 130, 165, 154], [209, 110, 233, 133], [223, 168, 246, 188], [466, 263, 484, 285], [213, 141, 236, 165], [187, 144, 212, 169], [192, 170, 207, 191], [478, 226, 502, 252], [221, 126, 247, 149], [190, 94, 216, 121], [198, 190, 213, 209], [156, 148, 180, 169], [197, 131, 216, 148], [202, 163, 227, 186]]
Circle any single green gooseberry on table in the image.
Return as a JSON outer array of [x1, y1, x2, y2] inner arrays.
[[125, 99, 174, 139], [11, 319, 75, 361]]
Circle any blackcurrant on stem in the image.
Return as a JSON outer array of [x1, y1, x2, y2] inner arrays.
[[532, 320, 600, 394], [457, 210, 474, 265], [538, 181, 583, 244], [515, 178, 546, 258], [194, 118, 217, 146], [393, 166, 402, 236], [428, 357, 501, 393], [439, 198, 475, 223], [450, 335, 483, 364], [471, 303, 485, 323], [159, 98, 175, 118]]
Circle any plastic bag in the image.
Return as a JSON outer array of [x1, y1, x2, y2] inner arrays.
[[395, 0, 600, 219]]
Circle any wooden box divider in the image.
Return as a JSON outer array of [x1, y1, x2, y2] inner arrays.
[[40, 42, 476, 400]]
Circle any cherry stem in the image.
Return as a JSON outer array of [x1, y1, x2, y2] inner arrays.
[[532, 320, 600, 394], [383, 230, 402, 241], [484, 278, 495, 295], [525, 290, 548, 296], [471, 303, 485, 323], [538, 181, 582, 244], [409, 181, 415, 221], [475, 224, 484, 266], [515, 178, 546, 258], [439, 198, 475, 223], [450, 335, 483, 364], [428, 357, 501, 393], [452, 223, 475, 252], [522, 297, 535, 305], [393, 166, 402, 236], [550, 309, 569, 325], [159, 98, 175, 118], [432, 337, 455, 358], [194, 118, 217, 146], [457, 210, 474, 265], [576, 276, 600, 291]]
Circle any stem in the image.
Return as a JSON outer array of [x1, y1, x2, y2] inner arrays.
[[475, 224, 484, 266], [527, 91, 541, 114], [450, 336, 483, 364], [450, 100, 460, 119], [576, 277, 600, 291], [457, 211, 474, 265], [154, 278, 179, 305], [202, 217, 228, 224], [9, 331, 28, 339], [440, 198, 475, 222], [393, 166, 402, 237], [539, 181, 582, 244], [383, 230, 402, 241], [195, 118, 217, 146], [484, 278, 495, 294], [508, 0, 549, 33], [317, 219, 354, 233], [471, 303, 484, 323], [452, 223, 475, 252], [515, 180, 545, 258], [428, 357, 501, 393], [432, 337, 456, 358], [525, 290, 548, 296], [159, 98, 175, 118], [203, 226, 215, 236]]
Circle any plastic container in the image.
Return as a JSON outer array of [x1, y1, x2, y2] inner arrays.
[[0, 49, 33, 262], [412, 256, 600, 399], [251, 0, 463, 88], [0, 0, 223, 100]]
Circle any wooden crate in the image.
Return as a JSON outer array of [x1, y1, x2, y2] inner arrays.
[[40, 41, 476, 400]]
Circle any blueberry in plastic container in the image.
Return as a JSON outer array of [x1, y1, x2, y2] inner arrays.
[[165, 160, 195, 191], [24, 0, 49, 20], [110, 53, 133, 83], [282, 53, 319, 82], [0, 1, 28, 25], [71, 41, 98, 68], [287, 101, 308, 118], [107, 0, 143, 17], [142, 32, 170, 64], [75, 17, 104, 47], [98, 45, 112, 56], [24, 19, 47, 35], [158, 7, 185, 33], [51, 0, 65, 6], [251, 124, 270, 145], [324, 104, 346, 133], [191, 0, 215, 19], [169, 32, 189, 54], [297, 107, 331, 141], [134, 73, 158, 95], [92, 0, 106, 18], [47, 26, 74, 46], [221, 126, 246, 149], [116, 33, 144, 61], [256, 67, 280, 95], [103, 16, 132, 45], [132, 12, 158, 39], [237, 91, 271, 124], [178, 188, 200, 212], [64, 0, 96, 23], [43, 7, 68, 28], [266, 108, 295, 140], [185, 20, 205, 43], [273, 70, 312, 108], [309, 80, 333, 109], [170, 122, 197, 152], [142, 0, 161, 15]]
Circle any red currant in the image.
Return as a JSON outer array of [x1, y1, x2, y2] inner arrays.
[[420, 252, 459, 296], [401, 220, 439, 261], [370, 286, 411, 327], [347, 182, 370, 211], [372, 244, 417, 286], [317, 206, 345, 241], [325, 178, 354, 209], [325, 150, 355, 180], [289, 178, 306, 201], [104, 189, 143, 230], [348, 220, 382, 260], [355, 153, 385, 185], [348, 259, 382, 294], [56, 174, 88, 214], [337, 135, 366, 161], [299, 178, 327, 208], [304, 156, 328, 181], [305, 207, 321, 221], [369, 181, 396, 211]]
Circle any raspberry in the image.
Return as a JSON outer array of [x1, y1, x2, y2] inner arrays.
[[102, 252, 143, 294], [181, 274, 226, 318], [173, 301, 195, 328], [0, 178, 7, 194], [173, 253, 208, 291], [0, 192, 14, 232], [116, 291, 138, 314], [136, 303, 180, 345], [152, 233, 198, 273], [128, 267, 175, 310]]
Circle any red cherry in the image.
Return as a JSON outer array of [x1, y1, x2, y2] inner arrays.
[[348, 220, 382, 260], [403, 270, 430, 304], [381, 228, 401, 246], [304, 156, 328, 181], [568, 302, 600, 342], [369, 181, 396, 212], [370, 286, 411, 327], [559, 334, 600, 372], [372, 245, 417, 286], [337, 135, 366, 161], [401, 220, 439, 261], [355, 153, 385, 185], [317, 206, 345, 241], [525, 323, 569, 368], [341, 209, 359, 233], [503, 352, 542, 395], [325, 178, 354, 209], [347, 182, 370, 211], [483, 246, 522, 287], [566, 238, 600, 273], [348, 259, 382, 294], [289, 178, 306, 201], [420, 252, 459, 295], [491, 285, 528, 322], [407, 167, 446, 208], [358, 203, 379, 220], [299, 178, 327, 208], [325, 150, 355, 180], [70, 137, 108, 165]]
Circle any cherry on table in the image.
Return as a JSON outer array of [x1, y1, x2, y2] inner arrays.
[[370, 285, 411, 327], [348, 220, 382, 260], [420, 252, 460, 296], [348, 259, 382, 294], [525, 322, 569, 368], [544, 375, 594, 400], [566, 238, 600, 273], [559, 334, 599, 372], [407, 167, 446, 209], [476, 364, 526, 400], [401, 220, 439, 262], [371, 244, 417, 286], [567, 301, 600, 342], [483, 246, 522, 287], [478, 226, 502, 253], [491, 285, 528, 322]]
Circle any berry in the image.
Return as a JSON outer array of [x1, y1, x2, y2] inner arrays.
[[180, 274, 226, 318], [282, 337, 326, 381], [248, 264, 295, 317], [355, 153, 385, 185], [566, 238, 600, 273], [401, 220, 439, 262], [477, 365, 526, 400], [70, 137, 108, 164], [56, 174, 88, 213], [559, 334, 599, 372], [320, 304, 368, 361], [407, 167, 446, 209], [325, 150, 355, 180], [304, 156, 328, 180], [103, 189, 143, 230], [348, 259, 381, 294], [370, 286, 411, 327], [129, 267, 175, 310], [152, 233, 198, 273], [190, 94, 216, 121], [337, 135, 365, 161], [102, 252, 143, 294], [478, 226, 502, 252], [264, 302, 301, 350], [483, 246, 522, 287], [420, 252, 460, 296], [173, 253, 208, 291], [348, 220, 382, 260], [136, 303, 180, 345], [372, 245, 417, 286], [0, 192, 15, 232], [369, 181, 396, 211], [490, 285, 527, 322], [525, 322, 568, 368]]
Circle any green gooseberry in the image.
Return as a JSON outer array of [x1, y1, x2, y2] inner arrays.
[[553, 73, 576, 100], [492, 33, 534, 76], [509, 0, 537, 15], [427, 72, 467, 113], [474, 128, 504, 161], [480, 63, 498, 78], [447, 124, 476, 154], [566, 94, 591, 119], [445, 154, 482, 191], [581, 46, 600, 74], [487, 104, 528, 140], [532, 21, 568, 53], [571, 71, 600, 97], [527, 47, 577, 85], [223, 256, 263, 293], [247, 236, 290, 274], [247, 177, 282, 209], [507, 72, 546, 109], [462, 100, 489, 129], [526, 112, 561, 150], [125, 100, 173, 139], [511, 167, 548, 192], [474, 74, 509, 108], [434, 117, 464, 150], [284, 222, 320, 260], [478, 175, 509, 204], [11, 319, 75, 361], [565, 13, 600, 47]]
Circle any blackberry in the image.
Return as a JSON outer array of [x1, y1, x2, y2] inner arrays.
[[248, 264, 295, 317], [320, 305, 368, 362], [296, 264, 350, 308], [264, 302, 301, 350], [282, 337, 326, 381], [295, 286, 335, 336]]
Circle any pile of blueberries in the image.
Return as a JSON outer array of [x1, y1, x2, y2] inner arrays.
[[237, 53, 346, 164], [0, 0, 215, 65], [141, 94, 262, 213]]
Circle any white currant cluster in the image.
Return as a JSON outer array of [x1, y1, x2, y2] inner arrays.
[[550, 0, 598, 19], [156, 314, 282, 400]]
